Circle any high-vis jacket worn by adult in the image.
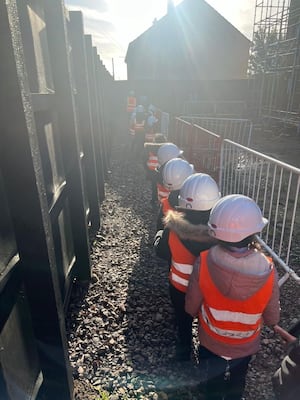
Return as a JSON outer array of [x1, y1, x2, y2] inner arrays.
[[127, 96, 136, 113], [198, 250, 275, 345], [134, 120, 145, 132]]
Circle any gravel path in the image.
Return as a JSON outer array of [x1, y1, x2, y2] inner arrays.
[[66, 135, 299, 400]]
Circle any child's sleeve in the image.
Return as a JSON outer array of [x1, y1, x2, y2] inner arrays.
[[153, 228, 171, 265], [263, 268, 280, 326], [185, 257, 203, 317], [156, 205, 165, 231]]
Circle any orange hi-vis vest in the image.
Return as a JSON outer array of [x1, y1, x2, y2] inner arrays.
[[145, 132, 155, 142], [145, 126, 155, 142], [134, 121, 145, 132], [157, 182, 170, 203], [127, 96, 136, 112], [161, 197, 173, 215], [169, 231, 197, 293], [198, 250, 275, 345], [146, 152, 159, 171]]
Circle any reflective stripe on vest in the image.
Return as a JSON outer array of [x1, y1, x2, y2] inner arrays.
[[145, 132, 155, 142], [134, 121, 145, 132], [157, 183, 170, 203], [198, 250, 275, 344], [200, 305, 260, 339], [127, 96, 136, 112], [169, 231, 196, 293], [147, 152, 158, 170]]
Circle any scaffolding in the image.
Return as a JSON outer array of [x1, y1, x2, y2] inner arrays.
[[251, 0, 300, 127]]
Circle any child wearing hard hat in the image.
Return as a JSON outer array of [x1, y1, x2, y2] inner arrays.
[[154, 173, 221, 361], [155, 142, 184, 204], [185, 194, 280, 399], [156, 157, 194, 231]]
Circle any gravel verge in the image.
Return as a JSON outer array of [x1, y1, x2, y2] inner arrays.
[[66, 134, 300, 400]]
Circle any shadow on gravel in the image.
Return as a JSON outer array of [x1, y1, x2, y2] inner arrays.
[[66, 135, 205, 399], [109, 138, 205, 398], [124, 233, 204, 399]]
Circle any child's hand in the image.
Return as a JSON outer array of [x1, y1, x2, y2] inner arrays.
[[273, 324, 297, 345]]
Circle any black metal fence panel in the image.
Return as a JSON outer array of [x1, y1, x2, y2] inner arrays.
[[0, 0, 111, 398]]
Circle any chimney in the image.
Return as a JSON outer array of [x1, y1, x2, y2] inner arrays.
[[167, 0, 175, 14]]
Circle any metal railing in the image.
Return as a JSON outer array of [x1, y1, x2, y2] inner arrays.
[[171, 117, 300, 286], [180, 116, 253, 147], [182, 100, 247, 118], [160, 111, 170, 137], [170, 118, 222, 183], [221, 140, 300, 286]]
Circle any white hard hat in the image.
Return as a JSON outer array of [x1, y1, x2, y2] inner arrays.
[[178, 173, 221, 211], [157, 143, 183, 166], [136, 104, 145, 113], [148, 104, 156, 112], [208, 194, 268, 243], [163, 158, 194, 191]]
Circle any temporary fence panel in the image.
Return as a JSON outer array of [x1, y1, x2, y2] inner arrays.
[[0, 277, 43, 400], [0, 170, 43, 400], [37, 0, 91, 287], [183, 101, 215, 116], [221, 140, 300, 286], [0, 0, 113, 397], [183, 100, 247, 118], [85, 35, 105, 202], [1, 1, 75, 398], [68, 11, 101, 232], [169, 118, 222, 183], [160, 112, 170, 137], [189, 124, 222, 184], [94, 49, 110, 179], [170, 116, 300, 286], [170, 117, 194, 156], [180, 116, 253, 147]]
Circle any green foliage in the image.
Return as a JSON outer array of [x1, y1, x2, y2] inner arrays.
[[248, 27, 278, 75]]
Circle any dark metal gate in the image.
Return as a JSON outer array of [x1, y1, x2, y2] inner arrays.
[[0, 1, 111, 398]]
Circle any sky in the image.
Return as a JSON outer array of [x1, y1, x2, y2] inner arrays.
[[65, 0, 256, 80]]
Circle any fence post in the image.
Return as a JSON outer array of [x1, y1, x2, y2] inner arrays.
[[217, 137, 224, 189], [94, 50, 109, 178], [85, 35, 105, 202], [69, 10, 101, 232], [188, 122, 195, 164]]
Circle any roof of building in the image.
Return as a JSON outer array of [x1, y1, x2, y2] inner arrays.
[[125, 0, 252, 64]]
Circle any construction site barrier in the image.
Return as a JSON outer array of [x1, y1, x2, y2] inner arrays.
[[171, 117, 300, 286], [160, 111, 170, 137], [182, 100, 247, 118], [169, 118, 222, 184], [0, 2, 112, 398], [180, 116, 253, 147]]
